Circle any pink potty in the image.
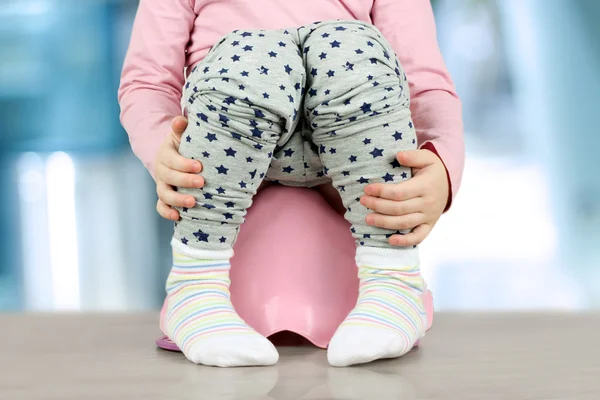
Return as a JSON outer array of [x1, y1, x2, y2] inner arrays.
[[157, 185, 434, 351]]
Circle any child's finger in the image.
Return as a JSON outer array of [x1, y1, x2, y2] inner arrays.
[[388, 224, 431, 247], [396, 150, 437, 169], [171, 116, 189, 135], [360, 195, 422, 216], [162, 146, 203, 173], [156, 181, 196, 208], [158, 162, 204, 189], [364, 177, 424, 201], [156, 199, 180, 221], [365, 212, 424, 231]]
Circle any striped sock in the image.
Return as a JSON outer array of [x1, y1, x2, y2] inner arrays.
[[327, 246, 426, 367], [162, 249, 278, 367]]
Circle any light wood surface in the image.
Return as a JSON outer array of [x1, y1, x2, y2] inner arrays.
[[1, 313, 598, 399]]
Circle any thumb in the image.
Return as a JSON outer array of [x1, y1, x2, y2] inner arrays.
[[171, 116, 189, 137], [396, 149, 436, 169]]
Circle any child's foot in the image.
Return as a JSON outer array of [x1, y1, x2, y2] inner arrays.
[[327, 247, 426, 367], [163, 250, 278, 367]]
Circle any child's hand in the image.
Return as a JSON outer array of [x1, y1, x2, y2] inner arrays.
[[154, 116, 204, 221], [360, 150, 449, 246]]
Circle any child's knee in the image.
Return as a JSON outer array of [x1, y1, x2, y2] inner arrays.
[[183, 29, 306, 132], [302, 22, 411, 135]]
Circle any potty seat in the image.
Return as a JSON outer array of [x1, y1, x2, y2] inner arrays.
[[157, 185, 434, 351]]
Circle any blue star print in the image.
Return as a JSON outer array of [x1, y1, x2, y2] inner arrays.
[[369, 147, 383, 158], [382, 173, 394, 182], [193, 230, 209, 242]]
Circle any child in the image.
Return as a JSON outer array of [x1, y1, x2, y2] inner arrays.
[[119, 0, 464, 368]]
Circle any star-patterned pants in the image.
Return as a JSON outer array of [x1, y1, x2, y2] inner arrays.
[[175, 20, 417, 251]]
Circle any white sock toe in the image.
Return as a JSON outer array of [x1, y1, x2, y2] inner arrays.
[[190, 335, 279, 367]]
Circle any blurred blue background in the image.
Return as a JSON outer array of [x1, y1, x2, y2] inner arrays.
[[0, 0, 598, 312]]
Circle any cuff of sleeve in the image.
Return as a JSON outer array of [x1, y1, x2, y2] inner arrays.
[[128, 117, 174, 181], [420, 141, 453, 212]]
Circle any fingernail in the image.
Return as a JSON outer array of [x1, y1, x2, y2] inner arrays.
[[187, 199, 195, 207], [193, 179, 202, 187]]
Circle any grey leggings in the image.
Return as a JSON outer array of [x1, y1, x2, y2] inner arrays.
[[174, 20, 417, 251]]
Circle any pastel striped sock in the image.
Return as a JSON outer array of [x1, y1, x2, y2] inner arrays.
[[327, 246, 426, 367], [162, 247, 278, 367]]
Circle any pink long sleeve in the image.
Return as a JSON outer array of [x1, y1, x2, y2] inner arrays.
[[372, 0, 465, 206], [118, 0, 195, 177]]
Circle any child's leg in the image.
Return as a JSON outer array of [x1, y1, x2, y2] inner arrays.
[[301, 21, 426, 366], [166, 30, 305, 367]]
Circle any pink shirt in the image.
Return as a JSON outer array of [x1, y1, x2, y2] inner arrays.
[[118, 0, 464, 205]]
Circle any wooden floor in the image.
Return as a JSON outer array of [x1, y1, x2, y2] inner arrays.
[[1, 313, 599, 399]]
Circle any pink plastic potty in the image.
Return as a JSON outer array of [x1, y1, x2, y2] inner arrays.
[[157, 185, 434, 351]]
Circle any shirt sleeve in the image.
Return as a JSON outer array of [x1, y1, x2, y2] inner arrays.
[[118, 0, 196, 178], [372, 0, 465, 209]]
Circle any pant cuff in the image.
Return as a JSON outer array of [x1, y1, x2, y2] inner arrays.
[[356, 246, 419, 268], [171, 238, 234, 260]]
